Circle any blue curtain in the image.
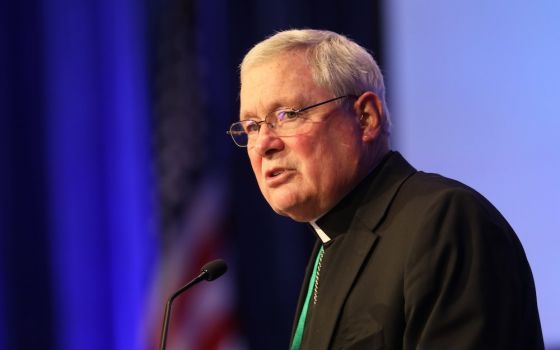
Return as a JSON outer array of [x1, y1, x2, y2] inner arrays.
[[44, 0, 157, 349], [2, 0, 157, 348]]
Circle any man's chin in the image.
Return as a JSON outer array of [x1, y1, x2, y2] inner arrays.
[[274, 210, 312, 223], [270, 201, 315, 223]]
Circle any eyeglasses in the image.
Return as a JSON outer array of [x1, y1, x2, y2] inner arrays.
[[227, 95, 355, 147]]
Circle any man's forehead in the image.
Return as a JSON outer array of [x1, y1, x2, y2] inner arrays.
[[239, 62, 315, 117], [241, 48, 309, 75], [241, 60, 308, 90]]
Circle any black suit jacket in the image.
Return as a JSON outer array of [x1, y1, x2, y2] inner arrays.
[[291, 152, 543, 350]]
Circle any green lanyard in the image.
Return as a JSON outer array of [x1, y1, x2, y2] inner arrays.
[[290, 245, 324, 350]]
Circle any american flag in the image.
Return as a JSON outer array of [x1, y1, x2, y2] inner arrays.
[[141, 0, 244, 348], [144, 176, 242, 350]]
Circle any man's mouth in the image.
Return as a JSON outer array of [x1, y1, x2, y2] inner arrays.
[[270, 169, 285, 177], [266, 167, 290, 178], [265, 168, 294, 185]]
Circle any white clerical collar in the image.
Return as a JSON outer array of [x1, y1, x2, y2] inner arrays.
[[310, 220, 331, 243]]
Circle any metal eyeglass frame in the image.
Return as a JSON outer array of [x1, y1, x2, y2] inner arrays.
[[227, 95, 356, 147]]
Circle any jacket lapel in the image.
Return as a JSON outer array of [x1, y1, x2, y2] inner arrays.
[[307, 225, 379, 349], [303, 152, 417, 349]]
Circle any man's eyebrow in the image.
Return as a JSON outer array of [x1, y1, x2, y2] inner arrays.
[[240, 112, 258, 121], [239, 107, 271, 122], [240, 100, 300, 121]]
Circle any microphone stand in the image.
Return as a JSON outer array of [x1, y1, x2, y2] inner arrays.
[[159, 272, 205, 350], [158, 259, 226, 350]]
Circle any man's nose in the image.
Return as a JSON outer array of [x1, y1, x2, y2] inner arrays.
[[251, 124, 284, 157]]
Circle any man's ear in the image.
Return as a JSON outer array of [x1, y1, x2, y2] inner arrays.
[[355, 92, 383, 143]]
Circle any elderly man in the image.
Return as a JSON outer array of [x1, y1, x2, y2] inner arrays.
[[228, 29, 543, 349]]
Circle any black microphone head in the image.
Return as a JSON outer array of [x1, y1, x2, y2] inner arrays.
[[200, 259, 227, 281]]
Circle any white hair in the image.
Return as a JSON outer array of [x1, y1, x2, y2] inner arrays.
[[240, 29, 391, 136]]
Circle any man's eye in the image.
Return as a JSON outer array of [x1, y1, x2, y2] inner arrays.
[[277, 110, 299, 122], [244, 121, 260, 133]]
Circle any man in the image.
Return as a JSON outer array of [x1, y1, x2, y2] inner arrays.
[[228, 29, 543, 349]]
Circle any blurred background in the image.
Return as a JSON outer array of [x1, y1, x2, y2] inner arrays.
[[1, 0, 558, 349]]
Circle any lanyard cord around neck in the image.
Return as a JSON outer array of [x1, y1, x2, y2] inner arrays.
[[290, 245, 325, 350]]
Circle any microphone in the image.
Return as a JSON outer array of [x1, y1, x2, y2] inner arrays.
[[159, 259, 228, 350]]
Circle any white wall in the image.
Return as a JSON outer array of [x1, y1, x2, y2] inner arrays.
[[386, 1, 560, 346]]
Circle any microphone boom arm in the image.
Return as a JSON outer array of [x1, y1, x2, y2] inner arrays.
[[159, 259, 227, 350]]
